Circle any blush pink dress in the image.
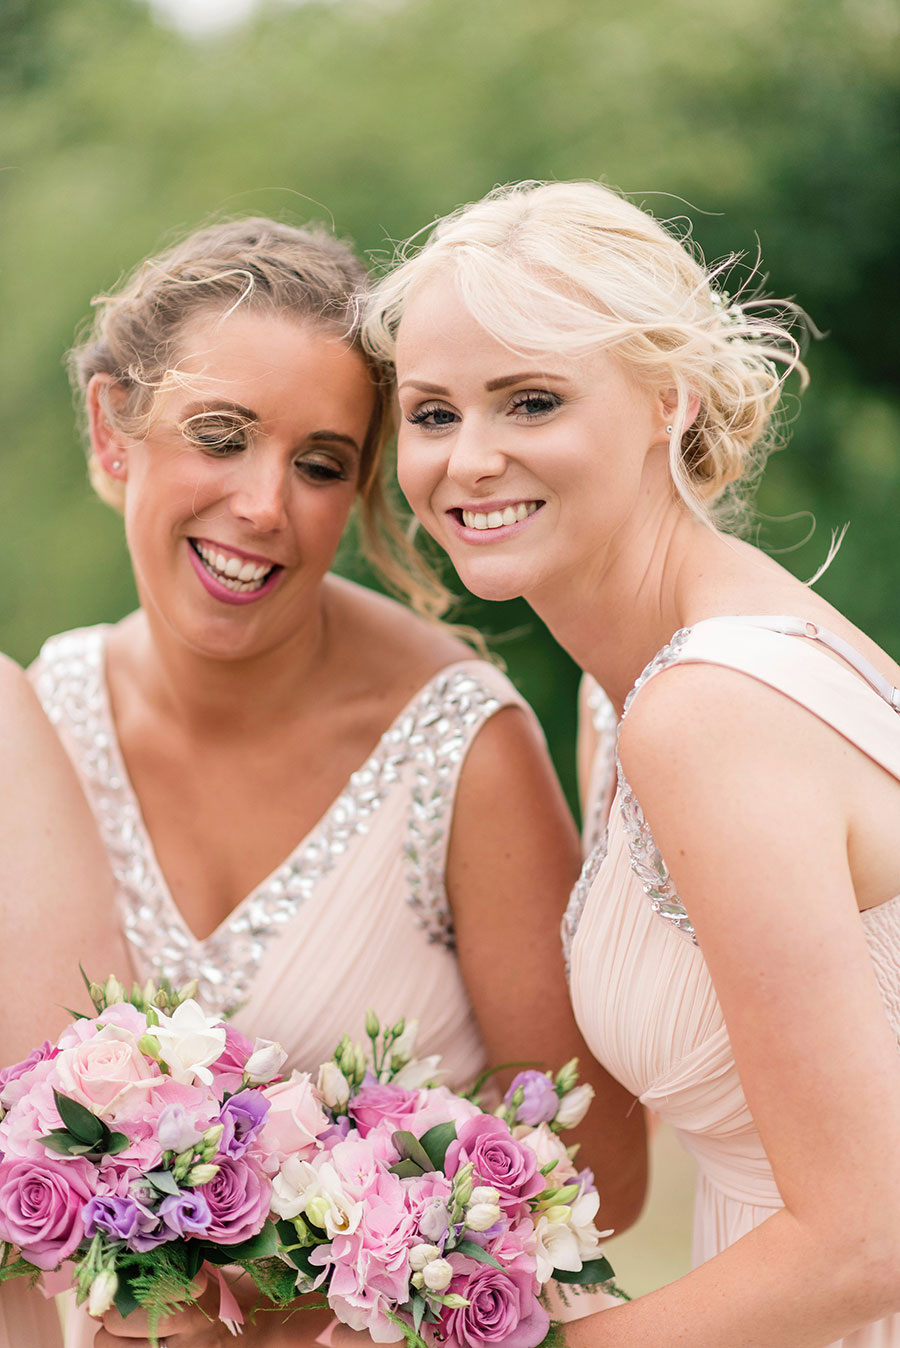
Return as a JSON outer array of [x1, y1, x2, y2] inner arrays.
[[566, 615, 900, 1348], [26, 624, 533, 1348]]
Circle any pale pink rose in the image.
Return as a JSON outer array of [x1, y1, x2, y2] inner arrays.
[[55, 1004, 146, 1050], [514, 1123, 578, 1187], [403, 1085, 482, 1137], [54, 1026, 158, 1115], [257, 1072, 328, 1169]]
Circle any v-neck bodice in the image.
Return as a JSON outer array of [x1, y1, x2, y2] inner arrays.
[[33, 625, 528, 1029]]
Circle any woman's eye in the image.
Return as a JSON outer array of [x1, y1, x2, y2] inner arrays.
[[180, 416, 248, 453], [509, 391, 562, 419], [406, 403, 458, 430], [296, 457, 347, 483]]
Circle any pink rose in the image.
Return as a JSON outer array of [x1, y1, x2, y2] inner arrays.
[[54, 1026, 158, 1116], [347, 1082, 422, 1138], [441, 1257, 549, 1348], [445, 1118, 544, 1220], [200, 1156, 272, 1243], [257, 1072, 328, 1169], [0, 1156, 96, 1269], [207, 1024, 255, 1095], [401, 1085, 482, 1138]]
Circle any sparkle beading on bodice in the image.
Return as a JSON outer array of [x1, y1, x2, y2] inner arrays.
[[34, 628, 509, 1016]]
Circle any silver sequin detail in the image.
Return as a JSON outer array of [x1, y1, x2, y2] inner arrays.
[[562, 837, 608, 979], [583, 683, 618, 855], [34, 629, 505, 1015], [617, 627, 697, 943]]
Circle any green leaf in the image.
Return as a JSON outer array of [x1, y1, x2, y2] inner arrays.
[[382, 1307, 429, 1348], [389, 1157, 426, 1179], [452, 1239, 504, 1270], [391, 1131, 435, 1173], [53, 1091, 105, 1145], [412, 1293, 427, 1335], [113, 1277, 142, 1319], [38, 1130, 80, 1156], [419, 1121, 456, 1170], [218, 1225, 279, 1261], [146, 1169, 182, 1196], [551, 1256, 615, 1286], [105, 1131, 131, 1156]]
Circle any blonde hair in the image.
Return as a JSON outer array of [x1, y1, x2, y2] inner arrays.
[[363, 181, 808, 531], [68, 216, 451, 619]]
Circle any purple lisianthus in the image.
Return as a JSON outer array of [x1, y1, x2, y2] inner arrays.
[[218, 1089, 270, 1158], [159, 1190, 212, 1238], [0, 1156, 95, 1270], [445, 1117, 544, 1220], [200, 1156, 272, 1243], [441, 1259, 550, 1348], [503, 1071, 558, 1127], [84, 1194, 168, 1253]]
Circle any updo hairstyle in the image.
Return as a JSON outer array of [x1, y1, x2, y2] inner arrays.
[[68, 216, 449, 618], [363, 181, 807, 530]]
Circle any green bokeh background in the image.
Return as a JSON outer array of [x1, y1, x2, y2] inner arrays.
[[2, 0, 899, 810]]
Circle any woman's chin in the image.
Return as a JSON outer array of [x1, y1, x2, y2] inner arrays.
[[452, 562, 528, 605]]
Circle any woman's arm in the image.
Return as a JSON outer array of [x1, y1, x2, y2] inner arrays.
[[563, 663, 900, 1347], [447, 704, 648, 1235]]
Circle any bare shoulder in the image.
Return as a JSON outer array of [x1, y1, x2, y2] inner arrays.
[[326, 575, 479, 691]]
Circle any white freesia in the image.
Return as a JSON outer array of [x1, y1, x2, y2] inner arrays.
[[244, 1038, 288, 1083], [554, 1083, 594, 1129], [317, 1060, 351, 1109], [392, 1054, 443, 1090], [144, 1000, 227, 1086], [533, 1210, 581, 1283], [273, 1158, 363, 1237], [568, 1186, 612, 1260]]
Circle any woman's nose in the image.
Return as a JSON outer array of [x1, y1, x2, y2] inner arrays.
[[445, 422, 506, 489], [228, 456, 289, 533]]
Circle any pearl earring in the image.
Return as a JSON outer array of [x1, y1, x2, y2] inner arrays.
[[111, 459, 122, 471], [665, 425, 674, 435]]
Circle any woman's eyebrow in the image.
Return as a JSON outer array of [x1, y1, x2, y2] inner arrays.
[[180, 399, 257, 421], [307, 429, 362, 455]]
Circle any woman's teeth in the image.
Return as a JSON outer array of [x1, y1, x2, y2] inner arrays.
[[461, 501, 539, 531], [194, 541, 274, 593]]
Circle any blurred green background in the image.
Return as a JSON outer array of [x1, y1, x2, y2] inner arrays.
[[2, 0, 899, 814]]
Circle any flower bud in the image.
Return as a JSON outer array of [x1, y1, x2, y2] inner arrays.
[[441, 1294, 471, 1310], [173, 1151, 194, 1182], [365, 1009, 380, 1039], [554, 1084, 594, 1130], [178, 978, 199, 1004], [543, 1204, 572, 1225], [391, 1019, 419, 1064], [89, 982, 104, 1008], [244, 1039, 288, 1084], [87, 1269, 118, 1318], [418, 1199, 450, 1242], [470, 1185, 500, 1207], [353, 1044, 367, 1081], [452, 1162, 474, 1209], [422, 1258, 453, 1293], [411, 1271, 425, 1290], [138, 1034, 163, 1061], [554, 1058, 580, 1095], [409, 1243, 441, 1271], [305, 1195, 332, 1230], [317, 1061, 351, 1110], [465, 1202, 501, 1232], [142, 978, 157, 1006], [200, 1123, 225, 1160], [103, 975, 125, 1005], [186, 1163, 219, 1186]]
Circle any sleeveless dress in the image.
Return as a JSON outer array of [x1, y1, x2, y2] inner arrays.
[[565, 615, 900, 1348], [28, 624, 533, 1348]]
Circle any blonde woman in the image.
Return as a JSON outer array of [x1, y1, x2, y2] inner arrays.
[[363, 180, 900, 1347], [31, 218, 645, 1347], [0, 658, 130, 1348]]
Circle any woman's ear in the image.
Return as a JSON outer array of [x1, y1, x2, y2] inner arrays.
[[659, 388, 701, 438], [87, 374, 129, 481]]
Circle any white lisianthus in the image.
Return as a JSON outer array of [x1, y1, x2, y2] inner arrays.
[[554, 1083, 594, 1129], [409, 1243, 441, 1271], [87, 1269, 118, 1318], [422, 1258, 453, 1292], [317, 1060, 351, 1110], [144, 1000, 227, 1086], [244, 1038, 288, 1084], [466, 1186, 502, 1232], [392, 1054, 443, 1090]]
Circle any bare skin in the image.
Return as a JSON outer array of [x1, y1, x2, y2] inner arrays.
[[393, 276, 900, 1347], [64, 308, 646, 1348]]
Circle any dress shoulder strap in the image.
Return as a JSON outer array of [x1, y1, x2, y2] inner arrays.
[[653, 617, 900, 784]]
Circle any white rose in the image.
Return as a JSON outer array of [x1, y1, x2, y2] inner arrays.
[[554, 1084, 594, 1129], [317, 1060, 351, 1109], [145, 1000, 227, 1086], [244, 1038, 288, 1083]]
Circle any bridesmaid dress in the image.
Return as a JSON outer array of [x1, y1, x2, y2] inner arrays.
[[30, 624, 534, 1347], [566, 615, 900, 1348]]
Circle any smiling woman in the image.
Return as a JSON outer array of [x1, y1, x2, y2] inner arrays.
[[23, 216, 646, 1348]]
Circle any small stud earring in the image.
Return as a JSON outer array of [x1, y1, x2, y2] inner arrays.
[[111, 459, 122, 471], [665, 425, 674, 435]]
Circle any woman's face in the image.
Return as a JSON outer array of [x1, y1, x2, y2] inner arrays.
[[394, 277, 671, 607], [109, 309, 375, 661]]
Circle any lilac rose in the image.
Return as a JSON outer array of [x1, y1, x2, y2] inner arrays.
[[445, 1117, 544, 1219], [200, 1156, 272, 1243], [0, 1156, 95, 1269], [442, 1259, 550, 1348], [218, 1089, 270, 1158], [503, 1071, 558, 1127]]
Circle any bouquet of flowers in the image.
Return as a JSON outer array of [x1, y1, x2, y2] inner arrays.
[[262, 1013, 619, 1348], [0, 974, 294, 1338]]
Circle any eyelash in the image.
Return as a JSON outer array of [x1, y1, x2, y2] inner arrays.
[[406, 390, 562, 429]]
